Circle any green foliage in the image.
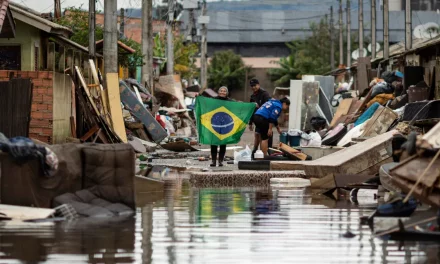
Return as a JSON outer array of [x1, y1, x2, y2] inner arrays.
[[56, 6, 103, 47], [207, 50, 250, 91], [153, 34, 199, 80], [57, 6, 143, 71], [269, 18, 369, 84], [173, 36, 199, 81], [268, 54, 300, 87], [119, 38, 144, 73]]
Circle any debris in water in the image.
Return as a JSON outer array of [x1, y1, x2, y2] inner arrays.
[[342, 231, 356, 238]]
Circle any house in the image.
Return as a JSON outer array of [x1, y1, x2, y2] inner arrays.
[[0, 2, 97, 144]]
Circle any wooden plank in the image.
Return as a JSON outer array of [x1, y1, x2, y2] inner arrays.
[[330, 98, 353, 127], [89, 59, 110, 121], [0, 204, 55, 220], [70, 116, 76, 138], [75, 66, 100, 116], [46, 42, 55, 71], [279, 142, 309, 161], [80, 124, 99, 141], [361, 107, 398, 137], [106, 73, 128, 143]]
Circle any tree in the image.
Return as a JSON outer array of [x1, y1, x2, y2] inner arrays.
[[268, 54, 300, 87], [207, 50, 250, 91], [57, 7, 144, 71], [56, 6, 103, 47], [153, 34, 199, 80], [269, 18, 369, 80]]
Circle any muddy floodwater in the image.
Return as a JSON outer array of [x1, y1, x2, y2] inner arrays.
[[0, 177, 439, 264]]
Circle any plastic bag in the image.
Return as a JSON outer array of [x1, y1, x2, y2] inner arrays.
[[234, 145, 252, 164], [300, 131, 321, 147]]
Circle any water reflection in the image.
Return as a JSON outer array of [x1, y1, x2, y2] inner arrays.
[[0, 178, 439, 263]]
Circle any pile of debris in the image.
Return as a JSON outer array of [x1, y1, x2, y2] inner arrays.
[[69, 60, 197, 153]]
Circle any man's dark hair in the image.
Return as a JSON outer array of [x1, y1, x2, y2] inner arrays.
[[280, 97, 290, 105]]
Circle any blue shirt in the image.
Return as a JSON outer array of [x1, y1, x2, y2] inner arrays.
[[255, 99, 283, 124]]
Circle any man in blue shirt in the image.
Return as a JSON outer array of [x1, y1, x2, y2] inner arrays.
[[253, 97, 290, 156]]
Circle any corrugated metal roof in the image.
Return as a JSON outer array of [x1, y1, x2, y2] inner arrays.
[[180, 1, 440, 44]]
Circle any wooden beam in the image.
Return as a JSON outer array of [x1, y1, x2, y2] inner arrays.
[[80, 124, 99, 141]]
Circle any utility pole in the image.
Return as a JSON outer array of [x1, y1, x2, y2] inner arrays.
[[88, 0, 96, 59], [166, 0, 174, 75], [54, 0, 61, 19], [384, 0, 389, 60], [346, 0, 351, 67], [330, 6, 335, 69], [358, 0, 364, 57], [120, 8, 125, 39], [104, 0, 118, 74], [142, 0, 153, 91], [200, 0, 208, 90], [405, 0, 412, 50], [371, 0, 376, 58], [339, 0, 343, 66]]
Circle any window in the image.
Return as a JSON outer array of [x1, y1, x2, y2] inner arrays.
[[0, 45, 21, 70]]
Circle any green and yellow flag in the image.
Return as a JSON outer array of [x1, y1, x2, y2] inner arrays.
[[195, 96, 255, 145]]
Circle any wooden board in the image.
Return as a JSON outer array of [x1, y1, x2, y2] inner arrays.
[[0, 204, 55, 220], [106, 73, 128, 143], [120, 81, 168, 143], [361, 107, 398, 137], [89, 59, 110, 123], [75, 66, 100, 116], [279, 142, 309, 161], [330, 98, 353, 127]]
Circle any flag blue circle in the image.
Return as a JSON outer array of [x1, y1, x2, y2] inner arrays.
[[211, 112, 234, 135]]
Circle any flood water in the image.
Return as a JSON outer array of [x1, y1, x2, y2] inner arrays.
[[0, 177, 439, 264]]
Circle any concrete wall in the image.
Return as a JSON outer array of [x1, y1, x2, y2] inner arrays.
[[0, 20, 41, 71]]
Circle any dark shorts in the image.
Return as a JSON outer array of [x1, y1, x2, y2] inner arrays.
[[253, 114, 270, 140]]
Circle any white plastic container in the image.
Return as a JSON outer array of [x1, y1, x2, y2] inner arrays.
[[254, 150, 264, 160]]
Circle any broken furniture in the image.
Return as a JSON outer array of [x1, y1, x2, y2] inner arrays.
[[0, 143, 138, 216], [270, 131, 396, 178]]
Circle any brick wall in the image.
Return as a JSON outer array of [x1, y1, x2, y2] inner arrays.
[[0, 70, 53, 144]]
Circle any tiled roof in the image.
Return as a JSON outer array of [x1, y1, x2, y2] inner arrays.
[[0, 0, 9, 32], [9, 2, 71, 37]]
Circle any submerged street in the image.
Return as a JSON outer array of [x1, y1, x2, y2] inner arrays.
[[0, 177, 439, 263]]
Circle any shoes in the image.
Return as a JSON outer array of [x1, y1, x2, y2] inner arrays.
[[210, 161, 216, 167], [218, 160, 224, 167]]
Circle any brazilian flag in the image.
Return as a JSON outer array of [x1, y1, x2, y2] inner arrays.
[[195, 96, 255, 145]]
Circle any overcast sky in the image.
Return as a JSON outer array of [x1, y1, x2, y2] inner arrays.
[[14, 0, 239, 13], [14, 0, 142, 12]]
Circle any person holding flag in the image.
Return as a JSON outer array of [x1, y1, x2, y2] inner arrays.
[[253, 97, 290, 156], [210, 86, 232, 167], [195, 87, 256, 167]]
